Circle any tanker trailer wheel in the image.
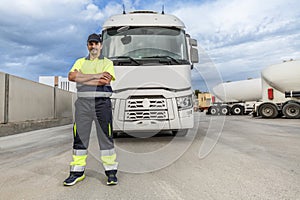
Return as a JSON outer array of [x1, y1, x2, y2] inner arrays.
[[209, 106, 219, 115], [258, 103, 278, 118], [220, 106, 230, 115], [283, 102, 300, 119], [231, 105, 244, 115]]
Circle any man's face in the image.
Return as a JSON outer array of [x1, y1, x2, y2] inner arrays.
[[87, 41, 101, 56]]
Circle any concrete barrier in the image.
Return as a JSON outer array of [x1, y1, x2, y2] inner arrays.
[[55, 87, 74, 118], [8, 75, 55, 122], [0, 72, 5, 123], [0, 73, 76, 136]]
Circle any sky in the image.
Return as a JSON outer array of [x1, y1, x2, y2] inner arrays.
[[0, 0, 299, 91]]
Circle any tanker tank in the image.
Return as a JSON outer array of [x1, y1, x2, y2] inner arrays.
[[207, 78, 262, 115], [254, 59, 300, 119], [212, 78, 261, 102]]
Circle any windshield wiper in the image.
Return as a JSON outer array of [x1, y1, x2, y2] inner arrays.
[[110, 56, 140, 65], [141, 56, 181, 64]]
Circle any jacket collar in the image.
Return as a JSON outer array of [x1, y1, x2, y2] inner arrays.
[[85, 54, 104, 60]]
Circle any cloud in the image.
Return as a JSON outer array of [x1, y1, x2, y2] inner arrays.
[[0, 0, 123, 80], [169, 0, 300, 89], [0, 0, 299, 90]]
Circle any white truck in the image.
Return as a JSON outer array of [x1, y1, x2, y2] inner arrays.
[[207, 78, 262, 115], [253, 59, 300, 119], [101, 10, 199, 136]]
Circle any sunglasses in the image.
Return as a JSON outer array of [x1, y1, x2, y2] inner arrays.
[[88, 41, 99, 46]]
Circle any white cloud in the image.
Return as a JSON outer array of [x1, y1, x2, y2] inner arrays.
[[0, 0, 299, 88], [0, 0, 123, 80], [169, 0, 300, 89], [172, 0, 299, 46]]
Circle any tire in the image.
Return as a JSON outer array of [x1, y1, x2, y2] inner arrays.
[[252, 111, 257, 117], [283, 102, 300, 119], [113, 131, 119, 138], [209, 106, 219, 115], [258, 103, 278, 118], [206, 107, 211, 115], [172, 129, 188, 137], [231, 105, 244, 115], [220, 106, 230, 115]]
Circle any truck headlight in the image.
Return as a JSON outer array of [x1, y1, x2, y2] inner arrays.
[[176, 95, 192, 110]]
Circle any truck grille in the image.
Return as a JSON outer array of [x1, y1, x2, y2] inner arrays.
[[125, 111, 168, 120], [126, 98, 167, 110], [125, 98, 168, 121]]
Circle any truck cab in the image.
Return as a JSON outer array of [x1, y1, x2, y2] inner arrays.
[[101, 11, 199, 136]]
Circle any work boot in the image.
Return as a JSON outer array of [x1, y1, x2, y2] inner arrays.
[[105, 170, 118, 185], [63, 171, 85, 186]]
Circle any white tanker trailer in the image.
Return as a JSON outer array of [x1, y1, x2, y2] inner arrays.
[[207, 78, 262, 115], [253, 59, 300, 119]]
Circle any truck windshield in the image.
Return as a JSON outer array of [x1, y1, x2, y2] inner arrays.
[[101, 27, 189, 65]]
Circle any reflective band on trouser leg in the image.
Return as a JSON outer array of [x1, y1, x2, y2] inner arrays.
[[100, 149, 118, 171], [70, 149, 88, 172], [73, 123, 77, 137], [108, 123, 111, 137]]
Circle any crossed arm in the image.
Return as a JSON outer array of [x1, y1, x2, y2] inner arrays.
[[68, 69, 112, 85]]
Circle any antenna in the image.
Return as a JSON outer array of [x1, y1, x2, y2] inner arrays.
[[122, 4, 126, 14], [162, 5, 165, 14]]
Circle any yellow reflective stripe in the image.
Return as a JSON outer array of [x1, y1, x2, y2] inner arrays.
[[101, 153, 117, 165], [70, 155, 87, 166], [108, 123, 111, 137], [73, 123, 77, 137]]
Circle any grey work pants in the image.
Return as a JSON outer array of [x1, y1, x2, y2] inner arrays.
[[73, 97, 114, 152]]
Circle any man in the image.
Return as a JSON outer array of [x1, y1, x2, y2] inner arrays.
[[63, 33, 118, 186]]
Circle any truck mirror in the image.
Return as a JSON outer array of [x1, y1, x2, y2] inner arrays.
[[189, 38, 197, 46], [191, 47, 199, 63]]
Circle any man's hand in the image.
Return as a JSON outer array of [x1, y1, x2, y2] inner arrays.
[[100, 72, 112, 81], [73, 69, 81, 77], [95, 72, 112, 85]]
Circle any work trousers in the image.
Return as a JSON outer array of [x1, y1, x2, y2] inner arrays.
[[70, 97, 118, 172]]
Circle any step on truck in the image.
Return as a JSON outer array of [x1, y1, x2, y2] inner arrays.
[[101, 10, 199, 136], [253, 59, 300, 119]]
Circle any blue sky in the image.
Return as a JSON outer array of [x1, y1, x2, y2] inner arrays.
[[0, 0, 299, 91]]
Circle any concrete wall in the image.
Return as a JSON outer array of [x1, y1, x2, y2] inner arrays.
[[55, 88, 75, 118], [0, 72, 5, 123], [0, 73, 75, 136], [8, 75, 55, 122]]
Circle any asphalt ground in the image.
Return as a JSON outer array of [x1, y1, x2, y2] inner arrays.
[[0, 112, 299, 200]]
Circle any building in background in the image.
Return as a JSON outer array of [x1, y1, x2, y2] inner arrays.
[[39, 76, 76, 92]]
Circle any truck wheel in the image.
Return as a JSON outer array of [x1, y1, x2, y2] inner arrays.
[[220, 106, 230, 115], [258, 103, 278, 118], [172, 129, 188, 137], [206, 107, 211, 115], [231, 105, 244, 115], [283, 102, 300, 119], [113, 131, 119, 138], [209, 106, 219, 115]]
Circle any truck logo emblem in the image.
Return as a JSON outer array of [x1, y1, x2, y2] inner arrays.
[[142, 98, 151, 108]]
